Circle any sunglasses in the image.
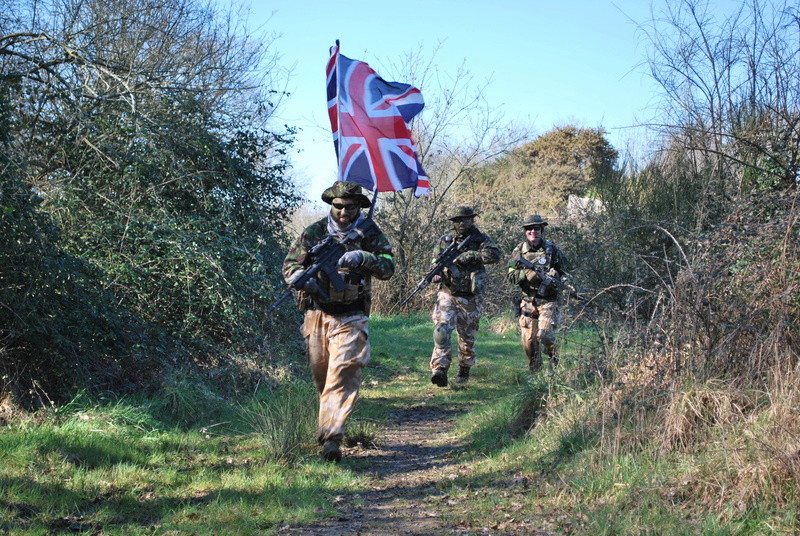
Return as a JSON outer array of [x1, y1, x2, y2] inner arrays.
[[332, 202, 359, 210]]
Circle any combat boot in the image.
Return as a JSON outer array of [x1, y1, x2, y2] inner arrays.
[[455, 365, 470, 383], [431, 368, 448, 387], [321, 439, 342, 463]]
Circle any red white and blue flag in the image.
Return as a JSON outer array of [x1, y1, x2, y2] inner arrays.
[[326, 44, 429, 196]]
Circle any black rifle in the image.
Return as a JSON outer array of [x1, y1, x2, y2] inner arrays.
[[399, 233, 477, 307], [268, 217, 380, 312], [515, 256, 575, 298]]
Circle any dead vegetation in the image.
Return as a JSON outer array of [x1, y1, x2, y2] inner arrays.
[[572, 189, 800, 518]]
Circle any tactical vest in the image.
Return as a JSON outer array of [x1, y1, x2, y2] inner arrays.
[[519, 239, 558, 301], [440, 232, 490, 297], [299, 235, 373, 315]]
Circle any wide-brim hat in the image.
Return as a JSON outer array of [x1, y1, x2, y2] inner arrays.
[[447, 206, 479, 221], [321, 180, 372, 208], [522, 214, 548, 228]]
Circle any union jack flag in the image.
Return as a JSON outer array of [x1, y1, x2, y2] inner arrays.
[[326, 44, 429, 196]]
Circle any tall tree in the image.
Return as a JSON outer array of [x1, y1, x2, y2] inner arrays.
[[1, 0, 301, 403]]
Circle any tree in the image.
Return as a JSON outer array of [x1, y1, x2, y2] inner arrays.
[[642, 0, 800, 202], [462, 125, 618, 234], [1, 0, 301, 405]]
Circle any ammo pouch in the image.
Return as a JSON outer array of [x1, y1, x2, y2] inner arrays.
[[297, 272, 369, 314], [326, 274, 363, 304], [470, 270, 488, 295], [296, 289, 313, 311]]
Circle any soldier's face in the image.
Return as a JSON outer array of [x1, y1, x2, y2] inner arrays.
[[330, 197, 360, 225], [452, 217, 475, 235], [525, 226, 543, 245]]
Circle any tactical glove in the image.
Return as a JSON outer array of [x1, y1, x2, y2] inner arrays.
[[287, 270, 306, 288], [337, 250, 378, 273], [289, 270, 321, 292], [524, 268, 541, 283], [337, 250, 364, 270]]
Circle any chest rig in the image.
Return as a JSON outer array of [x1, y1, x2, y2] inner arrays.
[[521, 239, 554, 268]]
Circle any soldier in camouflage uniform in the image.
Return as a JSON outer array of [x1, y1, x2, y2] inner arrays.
[[429, 206, 501, 387], [282, 180, 395, 462], [507, 214, 569, 373]]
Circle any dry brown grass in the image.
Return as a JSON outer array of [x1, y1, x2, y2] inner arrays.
[[0, 391, 27, 425], [659, 381, 758, 452], [656, 373, 800, 519]]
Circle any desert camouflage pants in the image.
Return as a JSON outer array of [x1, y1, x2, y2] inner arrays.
[[302, 309, 370, 444], [430, 290, 481, 372], [519, 298, 560, 372]]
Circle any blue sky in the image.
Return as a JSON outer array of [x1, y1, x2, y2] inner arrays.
[[233, 0, 732, 199]]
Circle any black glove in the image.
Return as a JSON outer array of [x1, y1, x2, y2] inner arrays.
[[337, 250, 364, 270], [288, 271, 325, 299]]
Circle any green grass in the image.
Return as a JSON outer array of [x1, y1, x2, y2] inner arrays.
[[0, 384, 361, 535], [1, 312, 797, 534]]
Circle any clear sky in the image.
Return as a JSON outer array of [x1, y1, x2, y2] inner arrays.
[[231, 0, 730, 200]]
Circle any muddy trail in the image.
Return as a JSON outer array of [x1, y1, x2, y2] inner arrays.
[[275, 390, 554, 536], [276, 392, 556, 536]]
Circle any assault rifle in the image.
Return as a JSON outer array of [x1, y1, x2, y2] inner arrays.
[[515, 256, 581, 299], [267, 217, 380, 312], [399, 233, 477, 307]]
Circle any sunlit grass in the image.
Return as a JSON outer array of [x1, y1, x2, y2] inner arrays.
[[0, 387, 361, 535]]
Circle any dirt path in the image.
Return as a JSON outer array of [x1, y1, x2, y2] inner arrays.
[[275, 391, 475, 536]]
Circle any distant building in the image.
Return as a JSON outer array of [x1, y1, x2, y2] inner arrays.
[[565, 194, 604, 222]]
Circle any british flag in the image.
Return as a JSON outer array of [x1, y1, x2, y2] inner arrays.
[[326, 44, 429, 196]]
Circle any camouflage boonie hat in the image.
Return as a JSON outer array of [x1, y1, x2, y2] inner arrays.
[[447, 206, 479, 221], [321, 180, 372, 208], [522, 214, 548, 228]]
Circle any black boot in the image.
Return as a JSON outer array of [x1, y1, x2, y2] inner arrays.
[[431, 369, 448, 387], [321, 439, 342, 463], [455, 365, 470, 383]]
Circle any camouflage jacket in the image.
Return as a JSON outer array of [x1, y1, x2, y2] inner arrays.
[[282, 217, 394, 316], [506, 239, 568, 302], [434, 226, 501, 297]]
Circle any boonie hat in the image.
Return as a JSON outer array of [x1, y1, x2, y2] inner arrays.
[[321, 180, 372, 208], [447, 206, 479, 221], [522, 214, 548, 228]]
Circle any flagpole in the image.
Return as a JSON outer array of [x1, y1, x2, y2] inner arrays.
[[366, 188, 379, 219], [334, 39, 343, 182]]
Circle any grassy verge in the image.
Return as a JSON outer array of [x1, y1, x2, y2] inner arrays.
[[0, 384, 362, 535], [2, 312, 797, 535]]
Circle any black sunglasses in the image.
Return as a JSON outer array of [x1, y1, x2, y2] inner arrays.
[[332, 202, 359, 210]]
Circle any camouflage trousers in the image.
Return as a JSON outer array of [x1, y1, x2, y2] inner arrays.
[[302, 309, 370, 444], [430, 290, 482, 372], [518, 298, 560, 372]]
